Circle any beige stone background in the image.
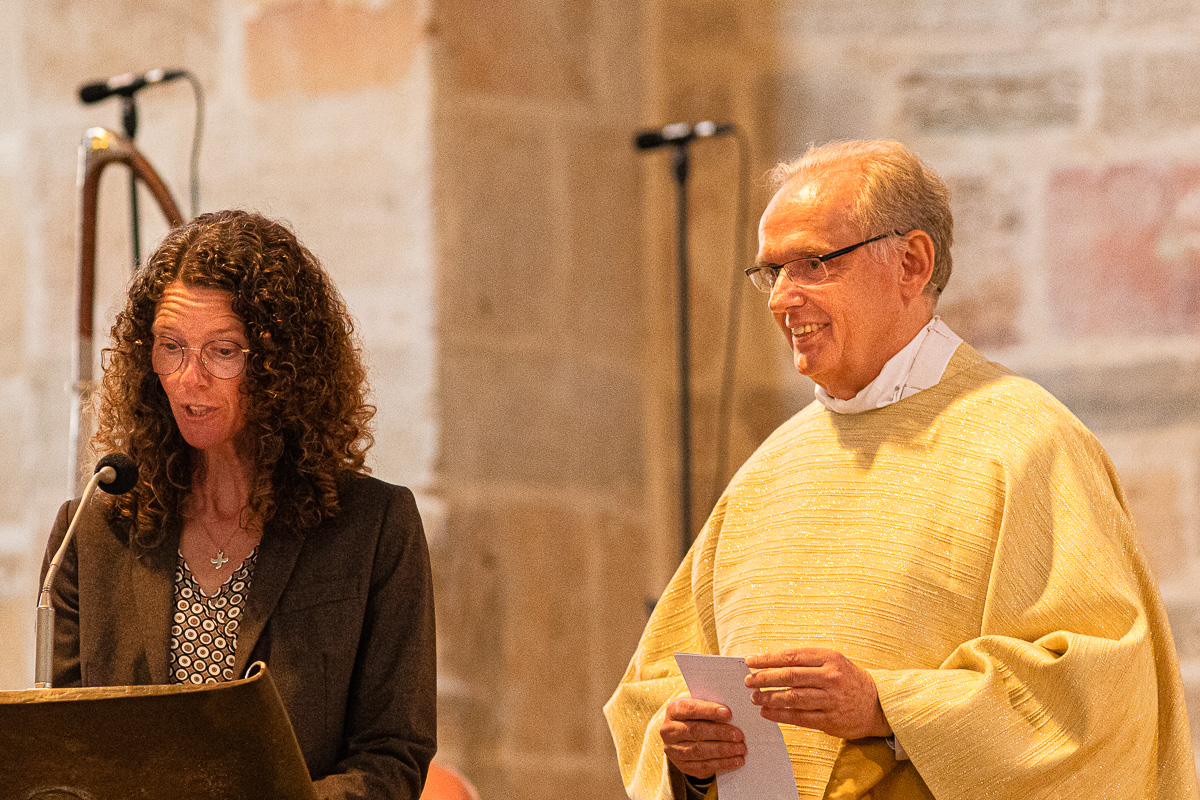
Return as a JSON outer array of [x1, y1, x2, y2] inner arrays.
[[2, 0, 1199, 796]]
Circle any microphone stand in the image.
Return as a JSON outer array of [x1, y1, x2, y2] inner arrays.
[[121, 95, 141, 268], [670, 143, 694, 561], [35, 466, 112, 688], [634, 122, 736, 567]]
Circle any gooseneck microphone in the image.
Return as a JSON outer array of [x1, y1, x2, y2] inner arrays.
[[633, 120, 735, 150], [35, 454, 139, 688], [78, 68, 188, 104]]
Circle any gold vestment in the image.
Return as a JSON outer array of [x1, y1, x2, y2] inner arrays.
[[605, 345, 1198, 800]]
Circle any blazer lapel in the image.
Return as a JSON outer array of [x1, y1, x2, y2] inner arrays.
[[131, 528, 180, 685], [233, 523, 305, 678]]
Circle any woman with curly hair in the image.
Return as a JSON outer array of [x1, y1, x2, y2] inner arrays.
[[41, 209, 436, 799]]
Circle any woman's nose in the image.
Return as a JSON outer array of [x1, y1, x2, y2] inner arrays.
[[176, 348, 210, 383]]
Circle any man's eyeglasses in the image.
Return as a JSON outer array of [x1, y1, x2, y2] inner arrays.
[[744, 231, 901, 293], [149, 337, 250, 380]]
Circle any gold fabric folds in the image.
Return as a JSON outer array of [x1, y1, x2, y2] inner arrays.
[[604, 345, 1198, 800]]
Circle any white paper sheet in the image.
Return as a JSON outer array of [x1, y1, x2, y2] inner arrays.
[[674, 652, 799, 800]]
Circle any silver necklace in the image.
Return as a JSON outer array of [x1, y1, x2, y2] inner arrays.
[[197, 516, 242, 570]]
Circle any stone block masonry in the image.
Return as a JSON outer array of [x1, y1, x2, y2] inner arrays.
[[1047, 162, 1200, 337], [6, 0, 1200, 794]]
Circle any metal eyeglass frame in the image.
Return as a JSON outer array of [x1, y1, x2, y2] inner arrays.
[[744, 230, 902, 293], [148, 337, 251, 379]]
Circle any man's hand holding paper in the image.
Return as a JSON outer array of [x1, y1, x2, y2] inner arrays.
[[660, 695, 747, 779], [745, 647, 892, 741]]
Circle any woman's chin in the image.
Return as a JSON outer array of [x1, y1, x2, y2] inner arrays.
[[177, 425, 237, 455]]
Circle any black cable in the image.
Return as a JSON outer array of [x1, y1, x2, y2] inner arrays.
[[709, 127, 752, 507], [182, 72, 205, 220]]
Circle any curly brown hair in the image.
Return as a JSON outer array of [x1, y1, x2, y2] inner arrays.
[[95, 209, 374, 547]]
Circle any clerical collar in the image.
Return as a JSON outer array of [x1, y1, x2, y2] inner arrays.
[[815, 316, 962, 414]]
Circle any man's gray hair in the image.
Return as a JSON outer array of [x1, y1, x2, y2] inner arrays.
[[769, 140, 953, 298]]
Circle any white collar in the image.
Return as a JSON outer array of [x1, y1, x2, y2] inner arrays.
[[815, 317, 962, 414]]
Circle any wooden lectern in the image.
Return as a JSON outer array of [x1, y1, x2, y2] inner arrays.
[[0, 664, 316, 799]]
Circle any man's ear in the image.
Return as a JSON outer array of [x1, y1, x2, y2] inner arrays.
[[898, 230, 935, 302]]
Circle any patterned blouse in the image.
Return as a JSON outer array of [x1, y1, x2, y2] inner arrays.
[[168, 547, 259, 684]]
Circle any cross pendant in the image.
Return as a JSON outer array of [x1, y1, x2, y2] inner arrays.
[[211, 550, 229, 570]]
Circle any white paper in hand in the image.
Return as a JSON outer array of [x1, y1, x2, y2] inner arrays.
[[674, 653, 799, 800]]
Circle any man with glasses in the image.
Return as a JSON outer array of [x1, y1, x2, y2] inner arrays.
[[606, 140, 1197, 800]]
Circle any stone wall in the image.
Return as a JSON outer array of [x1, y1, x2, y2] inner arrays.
[[3, 0, 1199, 796], [429, 2, 653, 796], [3, 1, 652, 797]]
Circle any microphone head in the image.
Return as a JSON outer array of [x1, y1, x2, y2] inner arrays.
[[78, 82, 111, 104], [95, 453, 139, 495]]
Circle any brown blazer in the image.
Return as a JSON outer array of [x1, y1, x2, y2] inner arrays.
[[43, 472, 437, 800]]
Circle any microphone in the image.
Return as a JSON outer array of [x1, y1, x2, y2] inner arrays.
[[96, 452, 139, 495], [78, 68, 187, 104], [35, 455, 139, 688], [633, 120, 735, 150]]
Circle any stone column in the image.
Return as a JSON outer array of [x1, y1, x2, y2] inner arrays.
[[430, 1, 653, 797]]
